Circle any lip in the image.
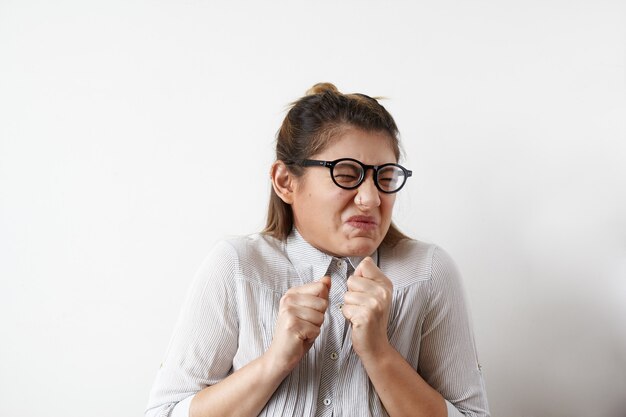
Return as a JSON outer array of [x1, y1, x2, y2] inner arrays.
[[346, 215, 379, 231]]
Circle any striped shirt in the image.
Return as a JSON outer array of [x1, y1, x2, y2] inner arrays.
[[145, 230, 490, 417]]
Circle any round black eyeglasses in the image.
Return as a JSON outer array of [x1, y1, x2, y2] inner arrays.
[[285, 158, 412, 194]]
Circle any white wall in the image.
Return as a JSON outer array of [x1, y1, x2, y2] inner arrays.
[[1, 1, 625, 416]]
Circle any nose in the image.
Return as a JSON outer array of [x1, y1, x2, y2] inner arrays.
[[354, 172, 381, 208]]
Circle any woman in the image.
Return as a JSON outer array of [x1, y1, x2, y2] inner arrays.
[[146, 83, 490, 417]]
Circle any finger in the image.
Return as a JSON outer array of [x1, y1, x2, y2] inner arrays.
[[341, 303, 354, 322], [343, 290, 375, 308], [347, 275, 391, 298], [354, 257, 382, 280], [282, 304, 326, 326], [354, 258, 392, 287], [289, 279, 330, 297], [281, 292, 329, 313], [297, 321, 322, 344], [319, 275, 331, 293], [341, 304, 366, 324], [346, 275, 378, 293], [280, 315, 322, 343], [345, 276, 391, 311], [353, 256, 376, 276], [344, 290, 389, 318], [342, 295, 388, 327], [314, 275, 331, 300]]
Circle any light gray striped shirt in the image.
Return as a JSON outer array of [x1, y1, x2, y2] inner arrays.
[[145, 230, 490, 417]]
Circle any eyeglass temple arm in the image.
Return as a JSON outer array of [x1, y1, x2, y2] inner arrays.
[[300, 160, 332, 168]]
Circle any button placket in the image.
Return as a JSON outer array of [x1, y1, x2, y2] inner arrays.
[[315, 260, 347, 416]]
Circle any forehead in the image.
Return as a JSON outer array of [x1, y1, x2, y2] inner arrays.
[[315, 127, 398, 163]]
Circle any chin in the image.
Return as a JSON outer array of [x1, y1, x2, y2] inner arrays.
[[343, 237, 380, 257]]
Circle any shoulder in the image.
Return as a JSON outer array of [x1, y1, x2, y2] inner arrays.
[[202, 233, 285, 268], [200, 233, 293, 292], [221, 233, 288, 265], [379, 239, 460, 289]]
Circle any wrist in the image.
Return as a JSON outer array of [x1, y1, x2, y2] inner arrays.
[[355, 339, 395, 366], [262, 345, 298, 380]]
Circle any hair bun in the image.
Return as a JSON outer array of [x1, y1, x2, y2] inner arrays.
[[305, 82, 340, 96]]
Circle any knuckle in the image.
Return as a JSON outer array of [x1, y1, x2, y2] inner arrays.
[[311, 316, 324, 327], [281, 292, 300, 306], [376, 285, 391, 300], [280, 304, 298, 318], [308, 327, 321, 339]]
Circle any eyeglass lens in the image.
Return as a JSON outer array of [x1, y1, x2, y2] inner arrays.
[[332, 160, 406, 192]]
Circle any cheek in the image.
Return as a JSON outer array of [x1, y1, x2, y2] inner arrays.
[[335, 191, 357, 211], [381, 196, 396, 215]]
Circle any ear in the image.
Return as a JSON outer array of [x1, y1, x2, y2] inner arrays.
[[270, 160, 297, 204]]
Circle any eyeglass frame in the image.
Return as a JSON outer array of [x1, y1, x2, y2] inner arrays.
[[284, 158, 412, 194]]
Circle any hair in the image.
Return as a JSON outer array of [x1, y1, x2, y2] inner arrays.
[[263, 82, 410, 246]]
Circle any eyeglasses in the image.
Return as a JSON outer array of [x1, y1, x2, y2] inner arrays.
[[285, 158, 412, 194]]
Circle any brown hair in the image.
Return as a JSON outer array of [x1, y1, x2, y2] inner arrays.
[[263, 82, 409, 246]]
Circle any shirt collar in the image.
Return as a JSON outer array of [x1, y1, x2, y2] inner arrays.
[[285, 228, 378, 283]]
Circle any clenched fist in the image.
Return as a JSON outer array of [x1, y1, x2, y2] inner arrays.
[[342, 257, 393, 360], [267, 276, 331, 374]]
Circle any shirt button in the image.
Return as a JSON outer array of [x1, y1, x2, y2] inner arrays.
[[323, 398, 332, 406], [338, 303, 343, 310], [330, 352, 338, 360], [336, 259, 344, 268]]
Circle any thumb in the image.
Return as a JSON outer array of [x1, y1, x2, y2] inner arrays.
[[320, 275, 331, 288], [354, 256, 374, 277]]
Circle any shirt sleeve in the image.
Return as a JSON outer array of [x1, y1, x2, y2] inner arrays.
[[418, 246, 490, 417], [145, 241, 240, 417]]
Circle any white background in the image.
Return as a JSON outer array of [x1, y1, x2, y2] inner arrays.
[[1, 1, 625, 416]]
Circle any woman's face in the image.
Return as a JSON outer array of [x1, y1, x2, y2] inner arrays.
[[290, 127, 397, 257]]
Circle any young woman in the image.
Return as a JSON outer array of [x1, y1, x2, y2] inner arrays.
[[146, 83, 490, 417]]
